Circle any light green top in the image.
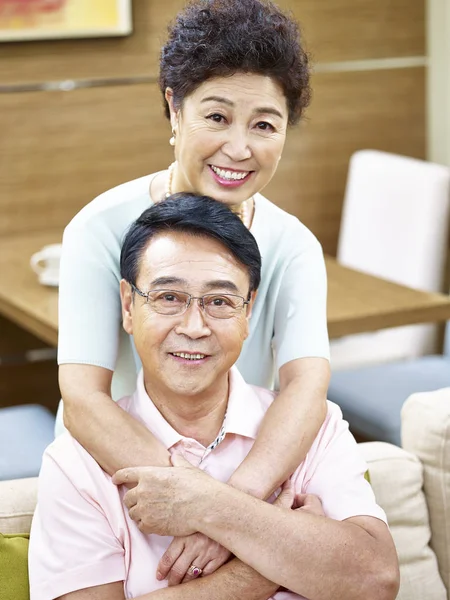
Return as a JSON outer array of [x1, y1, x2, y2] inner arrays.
[[56, 172, 329, 430]]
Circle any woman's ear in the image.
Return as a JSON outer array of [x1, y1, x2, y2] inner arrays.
[[165, 87, 179, 131], [120, 279, 134, 335]]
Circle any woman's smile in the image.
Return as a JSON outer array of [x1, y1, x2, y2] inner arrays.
[[209, 164, 253, 188]]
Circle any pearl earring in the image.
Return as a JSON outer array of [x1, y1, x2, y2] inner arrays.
[[169, 128, 176, 146]]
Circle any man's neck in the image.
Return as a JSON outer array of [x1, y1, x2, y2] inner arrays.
[[142, 374, 230, 448]]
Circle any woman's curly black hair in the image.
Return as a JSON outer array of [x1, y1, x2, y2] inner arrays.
[[159, 0, 311, 126]]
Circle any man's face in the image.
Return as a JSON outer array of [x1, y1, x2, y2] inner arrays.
[[120, 231, 254, 397]]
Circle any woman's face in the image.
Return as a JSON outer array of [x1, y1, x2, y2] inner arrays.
[[167, 72, 289, 207]]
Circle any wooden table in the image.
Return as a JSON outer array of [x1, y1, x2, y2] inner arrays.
[[2, 230, 450, 346]]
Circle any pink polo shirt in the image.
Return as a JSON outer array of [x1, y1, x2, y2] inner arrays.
[[29, 367, 386, 600]]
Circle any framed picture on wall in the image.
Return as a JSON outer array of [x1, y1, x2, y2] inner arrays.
[[0, 0, 132, 42]]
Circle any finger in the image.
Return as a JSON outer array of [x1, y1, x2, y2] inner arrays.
[[170, 453, 192, 468], [123, 488, 137, 510], [181, 560, 205, 584], [128, 505, 141, 524], [112, 467, 141, 486], [296, 493, 324, 515], [167, 553, 201, 587], [302, 495, 324, 515], [157, 538, 185, 581], [200, 557, 224, 577], [274, 480, 294, 509]]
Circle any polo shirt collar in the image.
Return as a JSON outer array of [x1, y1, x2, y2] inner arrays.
[[132, 366, 266, 450]]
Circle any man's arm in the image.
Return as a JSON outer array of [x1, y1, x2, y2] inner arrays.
[[228, 357, 329, 498], [115, 453, 399, 600], [194, 485, 399, 600], [57, 559, 279, 600]]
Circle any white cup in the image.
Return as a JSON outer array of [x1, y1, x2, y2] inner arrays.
[[30, 243, 62, 287]]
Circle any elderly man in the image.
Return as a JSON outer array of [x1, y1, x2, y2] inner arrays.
[[29, 194, 399, 600]]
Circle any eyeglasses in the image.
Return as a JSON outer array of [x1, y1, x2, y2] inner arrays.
[[130, 285, 250, 319]]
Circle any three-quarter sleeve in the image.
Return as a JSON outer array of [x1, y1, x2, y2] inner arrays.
[[28, 442, 126, 600], [273, 236, 330, 370], [57, 220, 122, 370]]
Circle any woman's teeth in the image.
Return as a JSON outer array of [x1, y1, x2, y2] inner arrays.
[[172, 352, 206, 360], [211, 166, 249, 181]]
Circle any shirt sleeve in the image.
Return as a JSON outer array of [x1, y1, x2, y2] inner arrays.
[[273, 236, 330, 369], [57, 220, 122, 370], [296, 403, 387, 524], [28, 444, 126, 600]]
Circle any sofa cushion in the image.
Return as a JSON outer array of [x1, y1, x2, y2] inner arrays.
[[402, 388, 450, 594], [0, 477, 38, 534], [0, 533, 30, 600], [360, 441, 446, 599], [0, 404, 55, 481]]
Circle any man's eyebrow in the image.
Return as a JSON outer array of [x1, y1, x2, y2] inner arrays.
[[150, 276, 187, 288], [204, 280, 240, 294], [149, 277, 240, 293], [201, 96, 284, 119]]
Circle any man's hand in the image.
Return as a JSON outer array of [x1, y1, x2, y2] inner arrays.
[[113, 453, 212, 536]]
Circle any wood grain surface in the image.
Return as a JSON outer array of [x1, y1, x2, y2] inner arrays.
[[2, 230, 450, 347]]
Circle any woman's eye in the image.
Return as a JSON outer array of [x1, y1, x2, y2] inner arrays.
[[207, 113, 226, 124], [256, 121, 274, 131]]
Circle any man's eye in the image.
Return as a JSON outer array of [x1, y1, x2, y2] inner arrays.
[[209, 296, 232, 307], [162, 294, 178, 302]]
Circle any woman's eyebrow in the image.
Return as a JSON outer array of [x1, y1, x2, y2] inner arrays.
[[201, 96, 284, 119], [201, 95, 234, 106]]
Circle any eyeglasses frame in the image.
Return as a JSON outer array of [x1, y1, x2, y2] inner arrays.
[[129, 283, 251, 319]]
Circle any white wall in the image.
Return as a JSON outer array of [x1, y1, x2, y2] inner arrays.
[[427, 0, 450, 165]]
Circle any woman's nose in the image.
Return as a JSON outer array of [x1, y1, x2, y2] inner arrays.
[[222, 127, 252, 162]]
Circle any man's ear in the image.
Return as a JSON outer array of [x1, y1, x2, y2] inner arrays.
[[120, 279, 134, 335], [246, 290, 257, 321], [165, 87, 179, 131]]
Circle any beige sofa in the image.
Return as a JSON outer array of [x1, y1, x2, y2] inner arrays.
[[1, 388, 450, 599]]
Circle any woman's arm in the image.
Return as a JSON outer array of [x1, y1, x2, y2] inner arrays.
[[228, 236, 330, 499], [60, 364, 171, 474], [228, 357, 329, 498]]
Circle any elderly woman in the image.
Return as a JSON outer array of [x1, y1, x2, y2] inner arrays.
[[57, 0, 330, 584]]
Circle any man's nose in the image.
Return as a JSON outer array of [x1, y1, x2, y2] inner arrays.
[[174, 300, 211, 339], [222, 126, 252, 162]]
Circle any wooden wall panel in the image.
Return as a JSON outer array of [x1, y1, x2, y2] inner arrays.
[[0, 68, 426, 250], [264, 67, 426, 255], [281, 0, 425, 62], [0, 0, 424, 86], [0, 83, 172, 237]]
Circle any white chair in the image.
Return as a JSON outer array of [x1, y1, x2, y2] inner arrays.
[[331, 150, 450, 371]]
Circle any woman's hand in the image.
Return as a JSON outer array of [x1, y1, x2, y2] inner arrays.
[[157, 533, 231, 586]]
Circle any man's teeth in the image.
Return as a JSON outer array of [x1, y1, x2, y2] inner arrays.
[[172, 352, 206, 360], [211, 166, 249, 181]]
